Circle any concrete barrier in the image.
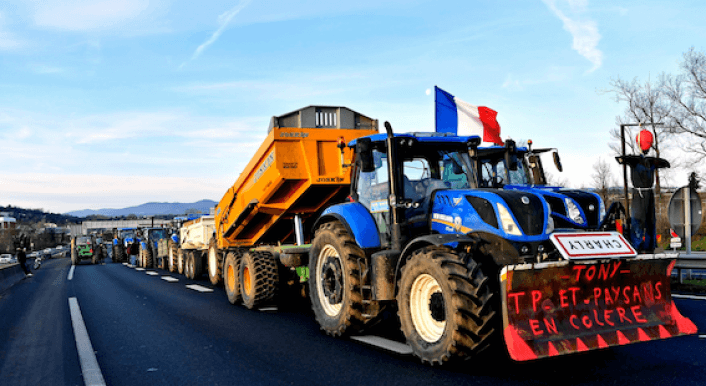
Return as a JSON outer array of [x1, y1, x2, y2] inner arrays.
[[0, 263, 26, 294]]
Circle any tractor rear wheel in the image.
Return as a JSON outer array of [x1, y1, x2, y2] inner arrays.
[[308, 221, 371, 336], [168, 240, 178, 272], [142, 247, 153, 268], [224, 250, 243, 304], [397, 246, 497, 365], [239, 251, 279, 309], [207, 236, 223, 286], [177, 249, 185, 275]]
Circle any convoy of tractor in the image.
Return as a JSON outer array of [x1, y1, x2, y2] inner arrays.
[[76, 105, 695, 365]]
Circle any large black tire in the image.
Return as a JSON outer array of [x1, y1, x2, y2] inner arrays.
[[308, 221, 371, 336], [224, 250, 243, 304], [177, 249, 185, 275], [91, 250, 98, 265], [207, 236, 223, 286], [184, 251, 194, 279], [239, 251, 279, 309], [168, 240, 178, 272], [141, 246, 153, 268], [193, 251, 204, 279], [397, 246, 498, 365], [115, 244, 126, 263]]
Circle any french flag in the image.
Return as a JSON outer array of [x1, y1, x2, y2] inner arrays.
[[435, 86, 503, 145]]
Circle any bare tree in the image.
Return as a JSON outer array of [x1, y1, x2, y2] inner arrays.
[[661, 47, 706, 163], [591, 157, 616, 205]]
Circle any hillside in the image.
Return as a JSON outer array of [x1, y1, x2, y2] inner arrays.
[[65, 200, 217, 218]]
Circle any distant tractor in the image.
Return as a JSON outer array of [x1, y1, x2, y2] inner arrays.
[[71, 235, 99, 265], [113, 228, 138, 263], [139, 227, 170, 269]]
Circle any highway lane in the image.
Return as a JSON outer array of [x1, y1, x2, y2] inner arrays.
[[1, 256, 705, 386], [0, 258, 82, 386]]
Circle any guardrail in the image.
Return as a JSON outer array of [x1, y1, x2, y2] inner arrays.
[[675, 252, 706, 283]]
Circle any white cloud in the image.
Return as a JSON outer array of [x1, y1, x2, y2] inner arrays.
[[181, 0, 252, 67], [542, 0, 603, 73], [28, 0, 162, 32]]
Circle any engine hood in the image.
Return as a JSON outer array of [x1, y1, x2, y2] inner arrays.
[[504, 185, 604, 228], [430, 188, 552, 242]]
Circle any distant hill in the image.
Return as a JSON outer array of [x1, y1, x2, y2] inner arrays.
[[0, 205, 81, 225], [65, 200, 217, 218]]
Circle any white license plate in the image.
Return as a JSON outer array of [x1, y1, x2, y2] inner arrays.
[[550, 232, 637, 260]]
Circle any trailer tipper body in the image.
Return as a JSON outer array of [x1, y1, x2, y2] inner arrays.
[[210, 106, 696, 365]]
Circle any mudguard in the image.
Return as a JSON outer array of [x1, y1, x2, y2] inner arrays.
[[501, 254, 697, 361], [316, 202, 381, 249]]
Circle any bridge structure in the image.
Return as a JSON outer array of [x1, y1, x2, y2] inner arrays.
[[68, 218, 175, 237]]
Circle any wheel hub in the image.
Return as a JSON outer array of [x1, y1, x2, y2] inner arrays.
[[321, 256, 343, 304]]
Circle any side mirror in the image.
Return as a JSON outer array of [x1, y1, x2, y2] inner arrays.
[[553, 151, 563, 172], [356, 138, 375, 173]]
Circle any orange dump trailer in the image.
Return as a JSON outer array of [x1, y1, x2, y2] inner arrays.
[[215, 106, 378, 250]]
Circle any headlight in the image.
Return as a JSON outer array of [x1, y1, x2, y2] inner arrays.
[[565, 198, 585, 225], [497, 203, 522, 236], [598, 197, 606, 222]]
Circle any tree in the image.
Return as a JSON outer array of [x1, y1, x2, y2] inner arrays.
[[661, 47, 706, 163], [592, 157, 616, 205]]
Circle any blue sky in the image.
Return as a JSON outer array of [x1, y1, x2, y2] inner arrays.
[[1, 0, 704, 214]]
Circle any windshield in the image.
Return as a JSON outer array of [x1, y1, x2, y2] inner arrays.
[[150, 229, 167, 239], [77, 236, 90, 244], [477, 155, 531, 187]]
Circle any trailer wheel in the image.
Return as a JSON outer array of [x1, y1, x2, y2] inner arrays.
[[207, 236, 223, 286], [184, 252, 194, 279], [309, 221, 367, 336], [239, 251, 279, 309], [177, 249, 185, 275], [193, 251, 204, 279], [397, 246, 497, 365], [224, 250, 243, 304], [168, 240, 178, 273]]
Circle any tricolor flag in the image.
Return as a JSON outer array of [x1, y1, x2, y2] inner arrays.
[[435, 86, 503, 145]]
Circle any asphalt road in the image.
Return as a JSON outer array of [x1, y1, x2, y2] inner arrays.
[[1, 256, 705, 386]]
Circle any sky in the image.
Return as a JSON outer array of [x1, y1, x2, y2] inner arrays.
[[1, 0, 705, 214]]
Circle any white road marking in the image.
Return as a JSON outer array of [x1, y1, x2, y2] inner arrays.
[[259, 306, 278, 312], [68, 297, 106, 386], [145, 271, 159, 276], [135, 268, 145, 271], [67, 265, 75, 281], [673, 294, 706, 301], [122, 263, 127, 265], [186, 284, 213, 293], [161, 276, 179, 282], [351, 336, 413, 355], [699, 335, 706, 339]]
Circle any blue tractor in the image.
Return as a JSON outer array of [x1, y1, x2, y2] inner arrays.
[[304, 122, 693, 364]]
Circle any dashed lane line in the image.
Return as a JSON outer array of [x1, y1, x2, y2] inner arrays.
[[186, 284, 214, 293], [145, 271, 159, 276], [68, 265, 75, 281], [351, 336, 413, 355], [161, 276, 179, 282], [135, 268, 145, 271], [68, 297, 106, 386]]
